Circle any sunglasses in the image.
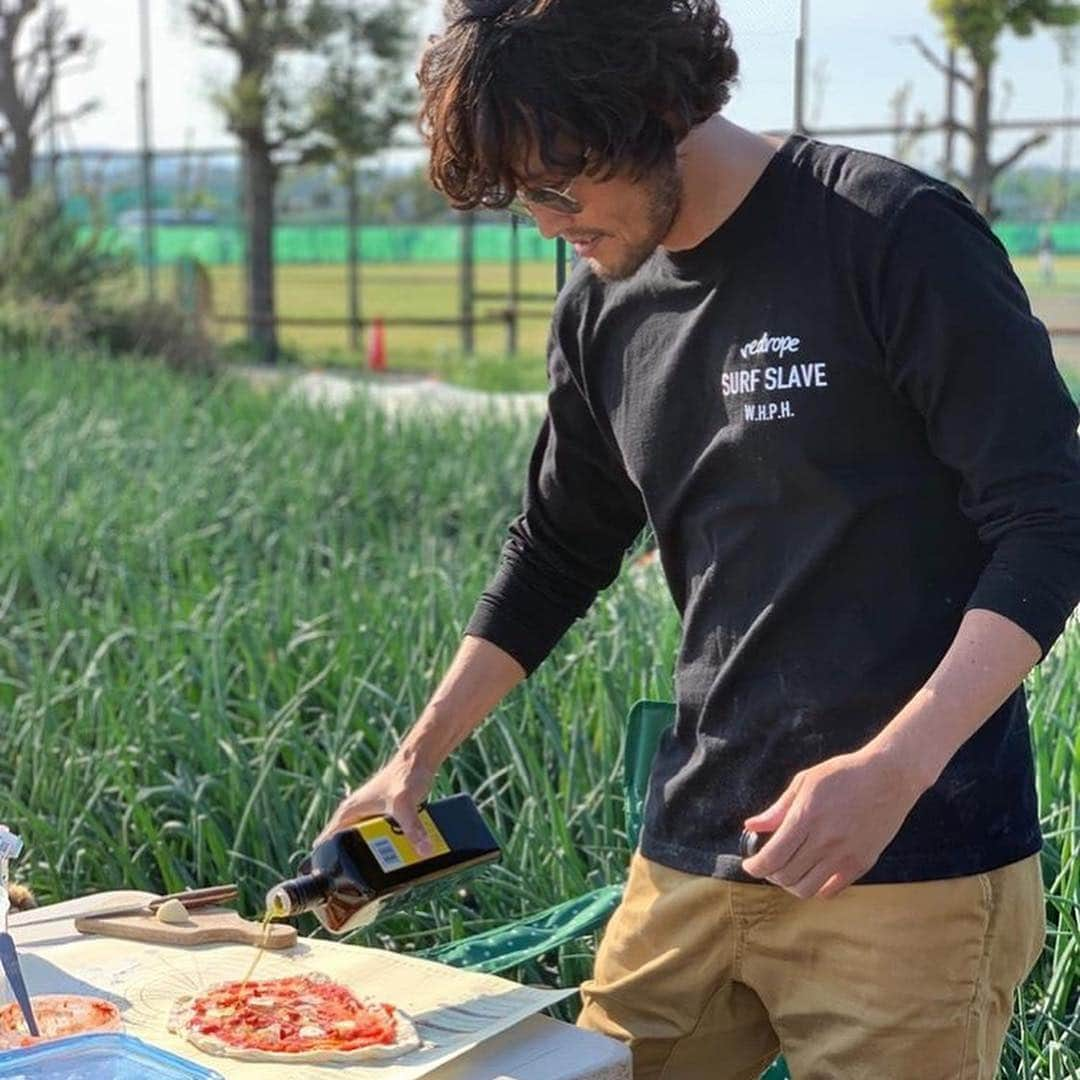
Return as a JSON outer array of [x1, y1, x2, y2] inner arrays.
[[508, 172, 584, 218]]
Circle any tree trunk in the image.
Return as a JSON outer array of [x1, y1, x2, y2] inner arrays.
[[0, 35, 34, 201], [243, 139, 277, 364], [969, 59, 994, 219], [6, 127, 34, 200], [346, 161, 362, 355]]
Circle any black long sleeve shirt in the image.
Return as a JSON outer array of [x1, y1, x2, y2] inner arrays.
[[466, 135, 1080, 883]]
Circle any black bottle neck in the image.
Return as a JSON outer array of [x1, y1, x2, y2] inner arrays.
[[266, 870, 333, 917]]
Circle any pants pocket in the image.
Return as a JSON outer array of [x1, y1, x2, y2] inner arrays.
[[1010, 854, 1047, 982]]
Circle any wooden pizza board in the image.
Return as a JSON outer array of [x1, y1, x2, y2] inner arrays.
[[73, 906, 297, 949]]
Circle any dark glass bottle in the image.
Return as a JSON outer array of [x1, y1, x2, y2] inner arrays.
[[266, 793, 501, 934]]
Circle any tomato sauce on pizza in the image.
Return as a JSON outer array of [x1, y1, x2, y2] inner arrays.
[[0, 994, 122, 1048], [169, 973, 421, 1064]]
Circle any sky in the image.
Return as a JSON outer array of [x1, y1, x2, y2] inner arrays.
[[54, 0, 1078, 175]]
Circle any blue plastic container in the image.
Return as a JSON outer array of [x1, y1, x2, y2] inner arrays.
[[0, 1033, 224, 1079]]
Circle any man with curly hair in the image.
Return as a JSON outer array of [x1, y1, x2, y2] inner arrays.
[[319, 2, 1080, 1076]]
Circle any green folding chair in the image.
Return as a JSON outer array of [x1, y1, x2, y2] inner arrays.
[[419, 699, 790, 1080]]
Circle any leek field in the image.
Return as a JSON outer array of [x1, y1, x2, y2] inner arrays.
[[1, 349, 1077, 1074]]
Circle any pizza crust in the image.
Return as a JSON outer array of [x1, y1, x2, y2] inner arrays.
[[167, 973, 421, 1064]]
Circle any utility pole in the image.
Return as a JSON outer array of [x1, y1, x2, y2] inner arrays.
[[793, 0, 809, 134], [1063, 78, 1076, 218], [137, 0, 157, 299], [944, 47, 957, 183], [1058, 30, 1077, 220], [47, 0, 59, 189]]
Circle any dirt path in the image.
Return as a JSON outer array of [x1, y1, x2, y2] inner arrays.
[[233, 364, 547, 421]]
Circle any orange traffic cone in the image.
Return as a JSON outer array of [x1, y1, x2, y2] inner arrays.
[[367, 317, 387, 372]]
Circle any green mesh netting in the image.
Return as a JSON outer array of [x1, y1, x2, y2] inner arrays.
[[994, 222, 1080, 256], [89, 220, 1080, 265], [94, 223, 560, 265]]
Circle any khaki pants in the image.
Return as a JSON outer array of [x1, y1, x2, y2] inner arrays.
[[577, 850, 1045, 1079]]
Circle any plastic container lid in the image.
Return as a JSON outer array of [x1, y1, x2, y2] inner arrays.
[[0, 1033, 224, 1079]]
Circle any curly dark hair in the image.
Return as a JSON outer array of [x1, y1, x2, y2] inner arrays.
[[418, 0, 740, 209]]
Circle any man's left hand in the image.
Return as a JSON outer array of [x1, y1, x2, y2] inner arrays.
[[740, 747, 928, 900]]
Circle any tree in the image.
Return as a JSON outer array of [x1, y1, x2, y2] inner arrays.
[[306, 5, 416, 165], [187, 1, 339, 362], [306, 3, 418, 351], [187, 1, 417, 363], [0, 1, 94, 201], [912, 0, 1080, 218], [0, 190, 130, 304]]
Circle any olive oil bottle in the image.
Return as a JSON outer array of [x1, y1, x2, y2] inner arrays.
[[266, 793, 500, 934]]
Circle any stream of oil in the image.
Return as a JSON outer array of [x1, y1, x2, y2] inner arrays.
[[239, 902, 284, 987]]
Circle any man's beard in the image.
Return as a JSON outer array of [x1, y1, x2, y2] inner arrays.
[[589, 161, 682, 282]]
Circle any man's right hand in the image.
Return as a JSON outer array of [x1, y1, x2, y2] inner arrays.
[[312, 635, 525, 853], [315, 753, 438, 854]]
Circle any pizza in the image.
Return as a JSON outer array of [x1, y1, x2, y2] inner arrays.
[[0, 994, 123, 1048], [167, 973, 421, 1064]]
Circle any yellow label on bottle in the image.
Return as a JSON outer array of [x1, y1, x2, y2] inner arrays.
[[357, 809, 450, 873]]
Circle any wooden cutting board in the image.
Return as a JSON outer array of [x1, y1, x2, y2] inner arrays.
[[74, 907, 297, 949]]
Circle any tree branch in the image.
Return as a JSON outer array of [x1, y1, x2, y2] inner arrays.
[[905, 35, 974, 90], [12, 31, 49, 70], [21, 34, 92, 121], [991, 131, 1050, 180], [187, 0, 241, 51], [26, 68, 50, 120], [0, 0, 41, 34], [1, 0, 41, 79], [8, 4, 87, 122], [30, 97, 96, 138]]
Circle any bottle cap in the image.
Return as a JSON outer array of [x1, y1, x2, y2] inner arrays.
[[265, 871, 333, 918], [739, 829, 768, 859], [264, 885, 292, 918]]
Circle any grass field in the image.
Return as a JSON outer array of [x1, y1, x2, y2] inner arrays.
[[191, 255, 1080, 395], [200, 260, 557, 376], [1, 347, 1078, 1072]]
